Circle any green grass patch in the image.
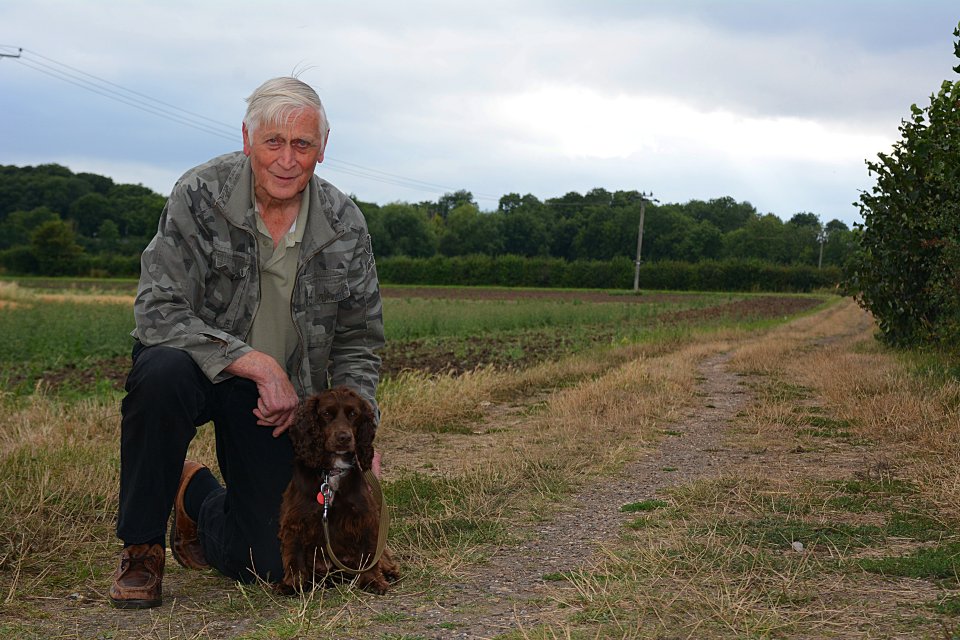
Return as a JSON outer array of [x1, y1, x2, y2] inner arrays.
[[542, 571, 573, 582], [626, 516, 665, 530], [718, 515, 887, 550], [621, 499, 670, 513], [932, 594, 960, 616], [886, 511, 948, 541], [797, 415, 854, 439], [860, 541, 960, 582], [832, 477, 918, 496], [385, 472, 506, 546]]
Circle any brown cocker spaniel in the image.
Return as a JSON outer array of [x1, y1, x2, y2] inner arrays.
[[278, 386, 399, 594]]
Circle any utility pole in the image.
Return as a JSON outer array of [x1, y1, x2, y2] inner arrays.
[[632, 198, 646, 292], [633, 194, 655, 293], [0, 48, 22, 60]]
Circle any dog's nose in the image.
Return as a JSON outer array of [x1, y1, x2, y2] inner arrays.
[[335, 430, 352, 446]]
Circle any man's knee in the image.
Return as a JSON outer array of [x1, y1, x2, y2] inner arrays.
[[122, 345, 209, 420], [126, 346, 203, 393]]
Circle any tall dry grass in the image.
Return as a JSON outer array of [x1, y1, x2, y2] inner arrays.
[[730, 298, 960, 514], [519, 298, 960, 638]]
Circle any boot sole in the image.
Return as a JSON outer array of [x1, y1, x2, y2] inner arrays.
[[110, 595, 162, 609]]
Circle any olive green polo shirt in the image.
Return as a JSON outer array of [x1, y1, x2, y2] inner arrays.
[[247, 181, 310, 369]]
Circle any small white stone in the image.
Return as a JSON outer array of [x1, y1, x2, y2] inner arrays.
[[791, 541, 804, 552]]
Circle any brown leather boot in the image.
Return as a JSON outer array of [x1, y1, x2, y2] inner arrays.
[[109, 543, 164, 609], [170, 460, 210, 569]]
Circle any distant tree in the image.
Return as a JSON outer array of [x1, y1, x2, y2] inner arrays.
[[825, 219, 849, 234], [97, 219, 121, 253], [367, 203, 437, 257], [572, 201, 644, 260], [548, 215, 580, 261], [438, 203, 502, 256], [75, 171, 115, 195], [70, 192, 115, 236], [0, 206, 59, 250], [822, 225, 858, 268], [428, 190, 475, 220], [786, 212, 822, 265], [107, 185, 165, 238], [684, 196, 757, 233], [31, 219, 84, 276], [722, 214, 793, 263], [788, 212, 821, 228], [644, 207, 695, 261], [497, 194, 550, 256]]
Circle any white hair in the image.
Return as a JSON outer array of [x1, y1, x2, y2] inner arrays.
[[243, 77, 329, 151]]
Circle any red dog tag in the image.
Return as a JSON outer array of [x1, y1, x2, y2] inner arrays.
[[316, 491, 325, 505]]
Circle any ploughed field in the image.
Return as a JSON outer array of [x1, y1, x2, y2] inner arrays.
[[378, 287, 821, 376], [1, 283, 824, 394]]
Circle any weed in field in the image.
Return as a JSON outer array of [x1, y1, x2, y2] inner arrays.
[[859, 541, 960, 582], [620, 499, 669, 513], [717, 515, 887, 551], [931, 594, 960, 615], [625, 516, 656, 530], [797, 415, 854, 439], [885, 511, 947, 540]]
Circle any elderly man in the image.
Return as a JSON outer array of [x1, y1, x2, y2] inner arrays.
[[109, 77, 384, 609]]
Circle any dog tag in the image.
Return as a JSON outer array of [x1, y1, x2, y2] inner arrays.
[[316, 491, 325, 505]]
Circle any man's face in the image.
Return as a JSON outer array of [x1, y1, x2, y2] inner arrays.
[[242, 108, 327, 205]]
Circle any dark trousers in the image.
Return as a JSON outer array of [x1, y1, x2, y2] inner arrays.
[[116, 343, 293, 583]]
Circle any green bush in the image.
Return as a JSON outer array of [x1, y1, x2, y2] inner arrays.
[[846, 25, 960, 349]]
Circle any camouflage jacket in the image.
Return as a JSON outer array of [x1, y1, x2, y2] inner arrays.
[[133, 151, 384, 411]]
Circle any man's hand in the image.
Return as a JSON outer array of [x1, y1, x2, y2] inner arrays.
[[224, 351, 299, 437]]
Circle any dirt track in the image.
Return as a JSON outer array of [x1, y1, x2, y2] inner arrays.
[[365, 350, 754, 638]]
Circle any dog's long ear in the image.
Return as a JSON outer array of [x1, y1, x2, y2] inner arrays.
[[355, 395, 377, 472], [289, 396, 325, 468]]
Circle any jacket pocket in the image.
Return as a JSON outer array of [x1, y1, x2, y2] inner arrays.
[[297, 269, 348, 347], [302, 269, 349, 303], [198, 247, 253, 331], [213, 248, 251, 279]]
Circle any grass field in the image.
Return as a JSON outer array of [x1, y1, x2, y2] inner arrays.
[[2, 281, 960, 638], [0, 281, 802, 395]]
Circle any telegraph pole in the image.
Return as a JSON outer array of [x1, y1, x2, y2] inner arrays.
[[633, 197, 646, 292], [632, 192, 657, 292]]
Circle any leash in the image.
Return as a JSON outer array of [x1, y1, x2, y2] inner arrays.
[[318, 470, 390, 575]]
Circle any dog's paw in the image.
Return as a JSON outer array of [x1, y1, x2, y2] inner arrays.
[[276, 579, 303, 597], [358, 569, 391, 594], [365, 580, 390, 595]]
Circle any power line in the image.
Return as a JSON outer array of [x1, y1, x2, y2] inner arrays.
[[1, 45, 500, 201]]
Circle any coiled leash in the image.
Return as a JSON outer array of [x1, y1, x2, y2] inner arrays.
[[316, 470, 390, 574]]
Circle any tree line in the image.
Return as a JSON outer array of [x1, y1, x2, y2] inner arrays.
[[359, 189, 857, 267], [0, 163, 858, 281]]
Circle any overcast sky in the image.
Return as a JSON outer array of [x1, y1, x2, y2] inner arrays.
[[2, 1, 958, 226]]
